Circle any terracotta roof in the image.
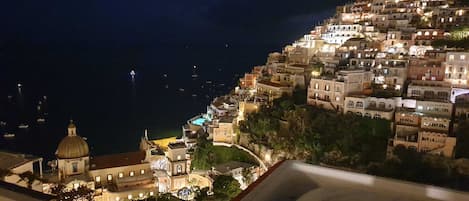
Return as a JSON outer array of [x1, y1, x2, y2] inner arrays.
[[0, 151, 41, 170], [90, 151, 146, 170]]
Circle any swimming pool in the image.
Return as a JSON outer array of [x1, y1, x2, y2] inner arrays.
[[192, 118, 207, 126]]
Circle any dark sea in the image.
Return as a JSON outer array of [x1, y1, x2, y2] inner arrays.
[[0, 0, 336, 164]]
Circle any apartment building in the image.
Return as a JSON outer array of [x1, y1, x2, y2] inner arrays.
[[444, 52, 469, 86], [307, 70, 373, 112], [344, 95, 398, 120]]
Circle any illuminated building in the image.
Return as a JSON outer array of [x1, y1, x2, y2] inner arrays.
[[307, 70, 373, 112], [444, 52, 469, 86]]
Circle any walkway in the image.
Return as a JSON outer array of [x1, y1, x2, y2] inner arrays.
[[213, 142, 268, 171]]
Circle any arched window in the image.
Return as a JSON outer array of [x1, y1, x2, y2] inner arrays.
[[356, 101, 364, 108], [176, 165, 182, 174]]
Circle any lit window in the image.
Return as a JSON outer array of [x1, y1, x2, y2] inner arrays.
[[325, 85, 330, 91], [417, 31, 422, 36], [73, 183, 79, 189], [139, 193, 144, 198], [177, 165, 182, 173], [140, 169, 145, 175], [107, 174, 113, 181], [449, 55, 455, 61], [461, 55, 466, 60], [424, 31, 429, 36], [441, 18, 445, 23], [115, 197, 120, 201], [128, 195, 132, 200], [150, 192, 154, 196], [118, 172, 124, 178], [335, 96, 340, 101], [417, 106, 423, 110], [177, 155, 181, 160], [449, 17, 453, 22], [95, 176, 101, 183], [130, 171, 135, 177], [432, 31, 438, 36], [314, 83, 319, 89]]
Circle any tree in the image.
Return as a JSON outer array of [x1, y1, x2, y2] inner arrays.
[[212, 175, 241, 199], [17, 171, 47, 189], [455, 120, 469, 158], [0, 168, 13, 179], [51, 184, 94, 201]]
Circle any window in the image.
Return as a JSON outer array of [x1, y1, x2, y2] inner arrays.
[[130, 171, 135, 177], [140, 169, 145, 175], [356, 101, 364, 108], [72, 162, 78, 173], [461, 55, 466, 60], [449, 55, 455, 61], [347, 101, 354, 108], [314, 83, 319, 89], [325, 85, 330, 91], [118, 172, 124, 178], [335, 86, 341, 92], [73, 183, 79, 189], [95, 176, 101, 183], [107, 174, 113, 181], [177, 155, 182, 160], [177, 165, 182, 174], [433, 31, 438, 36]]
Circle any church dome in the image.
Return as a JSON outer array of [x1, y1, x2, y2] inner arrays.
[[56, 121, 89, 159]]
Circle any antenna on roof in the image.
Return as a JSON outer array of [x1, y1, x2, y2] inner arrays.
[[144, 129, 148, 140]]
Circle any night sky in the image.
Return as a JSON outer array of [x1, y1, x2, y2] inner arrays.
[[0, 0, 347, 158]]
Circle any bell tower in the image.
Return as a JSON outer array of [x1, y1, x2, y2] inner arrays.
[[166, 142, 189, 192]]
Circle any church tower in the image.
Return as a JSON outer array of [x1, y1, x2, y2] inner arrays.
[[166, 142, 189, 192], [56, 120, 90, 181]]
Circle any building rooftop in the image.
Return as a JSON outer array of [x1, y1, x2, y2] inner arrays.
[[0, 180, 56, 201], [168, 142, 187, 149], [0, 151, 41, 170], [214, 161, 256, 175], [257, 80, 290, 88], [90, 151, 146, 170], [408, 80, 451, 88], [235, 160, 469, 201]]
